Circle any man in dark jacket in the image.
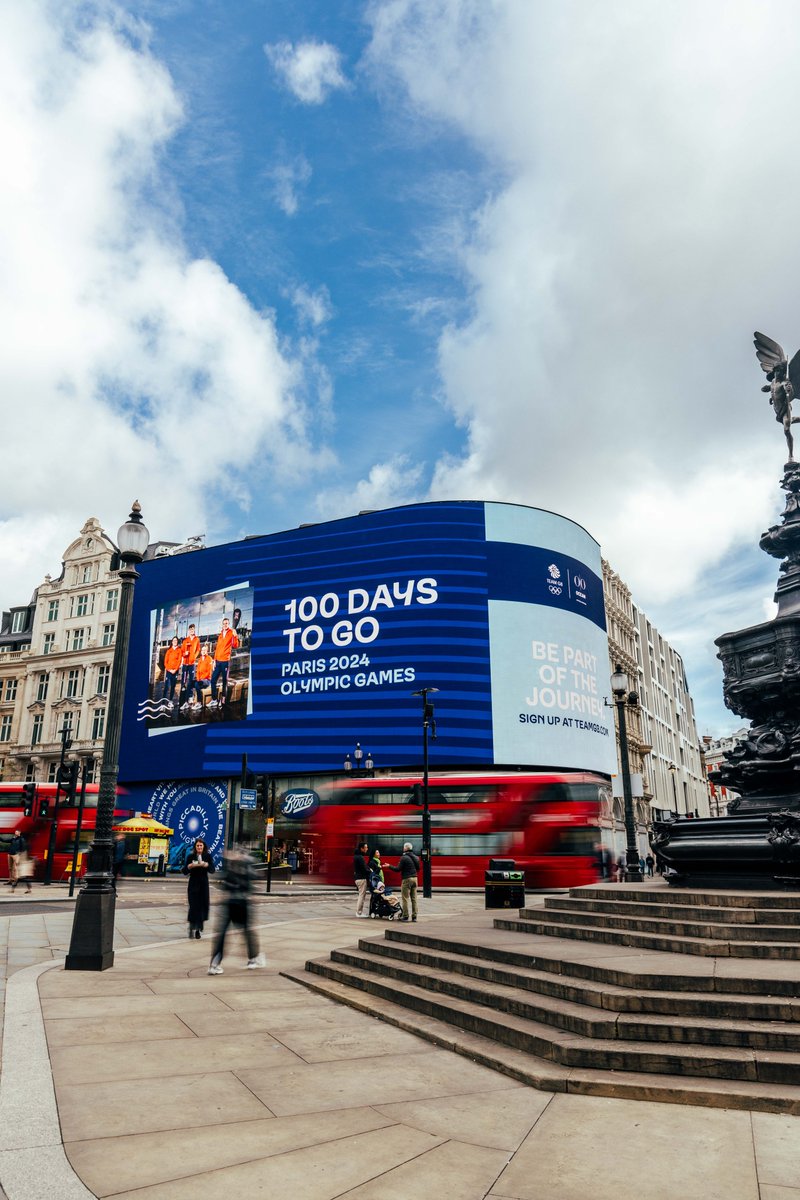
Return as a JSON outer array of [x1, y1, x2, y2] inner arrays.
[[354, 842, 369, 917], [208, 846, 264, 973], [386, 842, 420, 921], [8, 831, 26, 886]]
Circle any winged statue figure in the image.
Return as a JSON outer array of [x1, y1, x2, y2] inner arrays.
[[754, 331, 800, 461]]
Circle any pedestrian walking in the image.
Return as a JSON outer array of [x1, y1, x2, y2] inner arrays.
[[7, 830, 26, 886], [11, 844, 33, 893], [617, 857, 627, 883], [353, 841, 369, 917], [183, 838, 215, 938], [112, 834, 126, 890], [645, 853, 655, 877], [386, 842, 420, 921], [208, 845, 264, 974], [638, 855, 646, 877]]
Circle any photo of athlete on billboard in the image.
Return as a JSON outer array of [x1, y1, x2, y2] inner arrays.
[[139, 584, 254, 732]]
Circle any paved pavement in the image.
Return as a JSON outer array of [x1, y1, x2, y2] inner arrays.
[[0, 886, 799, 1199]]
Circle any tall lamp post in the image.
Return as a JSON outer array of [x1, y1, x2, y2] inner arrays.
[[411, 687, 438, 899], [609, 665, 642, 884], [668, 762, 679, 815], [66, 502, 149, 971]]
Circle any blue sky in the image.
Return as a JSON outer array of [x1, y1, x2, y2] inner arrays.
[[1, 0, 798, 735]]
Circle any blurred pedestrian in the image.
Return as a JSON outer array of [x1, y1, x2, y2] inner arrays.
[[11, 840, 33, 893], [7, 830, 26, 886], [113, 834, 126, 890], [645, 853, 655, 877], [617, 857, 627, 883], [183, 838, 215, 938], [208, 845, 263, 973], [354, 841, 369, 917]]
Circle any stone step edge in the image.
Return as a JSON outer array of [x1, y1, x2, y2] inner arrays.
[[306, 955, 800, 1080], [498, 916, 800, 959], [572, 888, 800, 909], [359, 938, 800, 1027], [546, 898, 800, 925], [385, 928, 800, 996], [339, 946, 800, 1051], [281, 966, 800, 1115], [534, 905, 800, 941]]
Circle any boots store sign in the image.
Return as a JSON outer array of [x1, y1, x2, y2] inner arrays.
[[119, 501, 615, 783], [279, 789, 320, 820]]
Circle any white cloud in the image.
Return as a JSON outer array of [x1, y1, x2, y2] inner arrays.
[[315, 457, 425, 522], [289, 284, 333, 329], [265, 40, 349, 105], [365, 0, 800, 726], [0, 2, 323, 609], [267, 154, 312, 215]]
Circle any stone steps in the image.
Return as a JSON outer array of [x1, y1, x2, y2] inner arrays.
[[362, 935, 800, 1025], [291, 888, 800, 1111], [286, 942, 800, 1113]]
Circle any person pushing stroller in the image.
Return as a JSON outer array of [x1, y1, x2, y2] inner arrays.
[[367, 850, 402, 919]]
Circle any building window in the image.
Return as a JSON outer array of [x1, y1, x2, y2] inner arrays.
[[47, 599, 59, 622], [47, 762, 58, 783], [25, 763, 35, 782], [91, 708, 106, 740], [43, 633, 55, 655], [101, 624, 115, 647], [36, 673, 49, 702], [105, 589, 119, 612], [11, 610, 26, 634], [71, 593, 93, 618], [0, 716, 11, 743], [85, 758, 96, 784], [58, 712, 76, 740], [5, 679, 17, 702], [81, 565, 93, 584], [96, 664, 110, 695], [71, 628, 86, 652], [31, 714, 43, 746], [65, 669, 84, 699]]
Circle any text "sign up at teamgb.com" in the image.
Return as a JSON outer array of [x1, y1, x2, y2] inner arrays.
[[279, 578, 438, 696]]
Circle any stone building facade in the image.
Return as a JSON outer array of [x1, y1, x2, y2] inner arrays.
[[0, 519, 121, 784], [601, 560, 708, 857]]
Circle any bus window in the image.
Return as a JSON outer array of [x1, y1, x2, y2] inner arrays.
[[0, 792, 23, 808], [549, 827, 599, 856]]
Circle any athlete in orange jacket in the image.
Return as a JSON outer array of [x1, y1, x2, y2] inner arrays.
[[162, 637, 182, 705], [179, 624, 201, 708], [210, 618, 239, 706]]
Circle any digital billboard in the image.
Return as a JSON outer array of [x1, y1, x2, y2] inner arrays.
[[119, 501, 616, 782]]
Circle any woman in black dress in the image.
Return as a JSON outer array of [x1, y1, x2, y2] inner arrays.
[[182, 838, 215, 938]]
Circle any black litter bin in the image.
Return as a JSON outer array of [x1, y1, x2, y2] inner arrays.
[[485, 858, 525, 909]]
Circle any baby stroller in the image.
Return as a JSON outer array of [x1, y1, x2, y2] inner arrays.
[[368, 877, 403, 920]]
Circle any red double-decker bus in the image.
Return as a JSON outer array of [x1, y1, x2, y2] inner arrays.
[[312, 771, 606, 888], [0, 781, 105, 882]]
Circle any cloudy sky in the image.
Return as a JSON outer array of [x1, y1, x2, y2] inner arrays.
[[1, 0, 797, 733]]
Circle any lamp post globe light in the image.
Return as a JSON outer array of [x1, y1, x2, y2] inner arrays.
[[66, 502, 149, 971], [609, 664, 643, 884], [411, 686, 438, 899], [343, 743, 374, 773]]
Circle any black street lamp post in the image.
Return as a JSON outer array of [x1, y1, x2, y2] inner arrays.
[[412, 687, 438, 899], [66, 502, 149, 971], [609, 665, 642, 884], [668, 762, 679, 815]]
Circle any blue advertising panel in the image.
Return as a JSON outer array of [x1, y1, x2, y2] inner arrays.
[[119, 501, 615, 782], [120, 780, 228, 865]]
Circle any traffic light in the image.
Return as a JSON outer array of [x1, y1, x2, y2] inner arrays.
[[40, 797, 50, 818], [22, 782, 35, 818], [255, 775, 266, 810], [57, 761, 79, 804]]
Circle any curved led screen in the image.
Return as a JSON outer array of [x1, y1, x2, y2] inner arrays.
[[119, 501, 616, 781]]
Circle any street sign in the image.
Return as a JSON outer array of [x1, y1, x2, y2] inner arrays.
[[239, 787, 257, 810], [266, 819, 275, 837]]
